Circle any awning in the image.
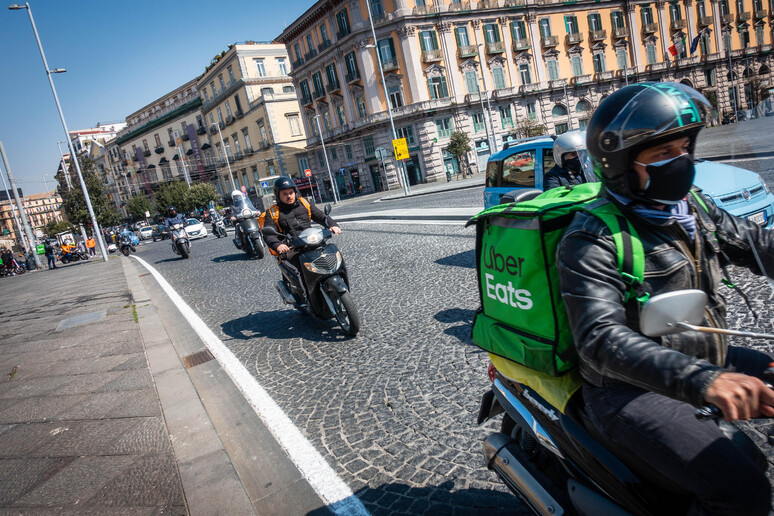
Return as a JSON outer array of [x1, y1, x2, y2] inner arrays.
[[201, 143, 211, 150], [159, 157, 169, 163], [147, 164, 156, 169], [186, 149, 194, 155], [172, 154, 180, 160]]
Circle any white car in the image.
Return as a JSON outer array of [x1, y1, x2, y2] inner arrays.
[[107, 242, 117, 253], [138, 226, 154, 240], [184, 218, 208, 240]]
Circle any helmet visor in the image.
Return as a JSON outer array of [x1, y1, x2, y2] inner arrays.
[[597, 83, 711, 154], [577, 150, 598, 183]]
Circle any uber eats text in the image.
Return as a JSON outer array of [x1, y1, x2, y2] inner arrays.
[[483, 243, 532, 310]]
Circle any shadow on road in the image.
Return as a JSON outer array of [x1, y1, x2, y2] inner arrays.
[[434, 308, 477, 346], [221, 309, 356, 343], [325, 480, 520, 516], [212, 252, 254, 263], [435, 249, 475, 269]]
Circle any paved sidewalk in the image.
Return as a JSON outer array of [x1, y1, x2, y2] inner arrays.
[[0, 256, 280, 514]]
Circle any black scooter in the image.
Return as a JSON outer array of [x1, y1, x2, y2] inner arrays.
[[478, 289, 773, 516], [233, 208, 265, 259], [262, 205, 359, 336]]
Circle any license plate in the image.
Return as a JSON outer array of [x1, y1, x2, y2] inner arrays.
[[748, 211, 766, 225]]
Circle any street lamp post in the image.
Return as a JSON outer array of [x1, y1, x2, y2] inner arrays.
[[474, 48, 499, 155], [212, 122, 236, 190], [0, 150, 30, 252], [10, 2, 108, 261], [725, 30, 739, 122], [56, 141, 72, 189], [313, 115, 339, 204], [41, 174, 59, 222], [0, 141, 41, 267], [366, 8, 410, 196], [476, 84, 493, 161], [563, 83, 573, 131]]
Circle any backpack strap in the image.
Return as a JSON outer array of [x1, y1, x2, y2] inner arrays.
[[299, 197, 312, 219], [269, 205, 281, 232], [583, 199, 649, 304]]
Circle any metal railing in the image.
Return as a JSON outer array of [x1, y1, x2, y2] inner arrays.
[[542, 35, 558, 46], [413, 4, 439, 14], [381, 57, 399, 71], [448, 1, 471, 11], [512, 38, 530, 51], [590, 29, 607, 41], [566, 32, 583, 44], [422, 48, 443, 62], [486, 41, 506, 53], [345, 70, 360, 83], [457, 45, 478, 57], [613, 26, 629, 38], [670, 19, 687, 30], [643, 22, 659, 33], [698, 16, 714, 26]]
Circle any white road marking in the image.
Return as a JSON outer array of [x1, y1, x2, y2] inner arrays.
[[132, 256, 369, 516]]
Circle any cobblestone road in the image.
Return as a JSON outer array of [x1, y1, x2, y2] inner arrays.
[[135, 179, 774, 514]]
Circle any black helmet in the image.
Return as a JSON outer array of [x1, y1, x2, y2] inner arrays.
[[273, 177, 298, 203], [168, 206, 177, 216], [586, 82, 711, 199]]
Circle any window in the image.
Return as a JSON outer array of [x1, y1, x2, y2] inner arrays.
[[388, 85, 403, 108], [345, 145, 353, 160], [330, 147, 337, 160], [428, 75, 450, 99], [455, 27, 470, 47], [306, 34, 315, 54], [571, 55, 583, 76], [224, 139, 232, 158], [555, 122, 569, 135], [225, 101, 233, 118], [419, 30, 440, 51], [588, 13, 602, 31], [217, 107, 224, 124], [363, 136, 375, 156], [203, 90, 210, 103], [484, 23, 501, 43], [322, 111, 332, 131], [312, 72, 324, 94], [142, 139, 150, 153], [218, 74, 226, 91], [593, 53, 606, 73], [719, 0, 729, 15], [501, 149, 535, 187], [283, 85, 295, 93], [511, 20, 527, 41], [154, 134, 162, 147], [242, 128, 252, 150], [697, 1, 706, 18], [378, 38, 397, 67], [755, 25, 764, 46], [294, 43, 302, 62], [259, 123, 269, 145], [278, 58, 288, 76], [552, 104, 568, 117], [542, 148, 556, 178], [564, 15, 579, 34], [436, 117, 453, 138], [641, 6, 654, 25], [253, 166, 260, 182], [288, 114, 302, 136], [473, 112, 485, 132], [336, 9, 351, 36], [519, 63, 532, 85], [616, 48, 628, 69], [345, 52, 359, 77], [232, 133, 241, 154], [539, 19, 552, 38], [211, 82, 217, 98], [645, 44, 657, 65], [325, 63, 339, 89], [669, 2, 682, 22], [464, 70, 479, 94], [526, 102, 536, 120], [704, 69, 716, 87], [320, 24, 330, 45], [547, 59, 559, 81], [336, 104, 346, 125], [492, 68, 506, 89], [318, 151, 326, 167], [355, 95, 367, 118], [396, 125, 416, 146], [700, 32, 711, 55], [611, 11, 625, 29], [576, 99, 591, 113], [227, 66, 235, 83], [370, 0, 384, 18], [499, 106, 514, 128]]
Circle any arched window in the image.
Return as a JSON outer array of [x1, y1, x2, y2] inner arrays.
[[552, 104, 568, 117], [576, 99, 591, 113]]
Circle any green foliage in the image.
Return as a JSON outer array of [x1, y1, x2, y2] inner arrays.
[[154, 180, 192, 215], [702, 88, 718, 111], [445, 131, 471, 161], [45, 219, 75, 236], [512, 116, 548, 139], [59, 156, 121, 228], [186, 183, 219, 211], [125, 195, 153, 220]]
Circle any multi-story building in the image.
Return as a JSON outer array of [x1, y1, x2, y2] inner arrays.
[[278, 0, 773, 190], [68, 122, 127, 156], [112, 79, 216, 203], [196, 42, 310, 207], [0, 191, 63, 246]]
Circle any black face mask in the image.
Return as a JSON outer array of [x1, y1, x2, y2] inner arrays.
[[565, 156, 582, 173], [635, 154, 696, 204]]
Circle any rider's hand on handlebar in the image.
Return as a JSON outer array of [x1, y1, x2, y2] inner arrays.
[[330, 226, 341, 235], [277, 244, 291, 254], [705, 372, 774, 421]]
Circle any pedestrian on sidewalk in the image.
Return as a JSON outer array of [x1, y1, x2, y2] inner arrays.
[[44, 240, 57, 270], [86, 235, 96, 256]]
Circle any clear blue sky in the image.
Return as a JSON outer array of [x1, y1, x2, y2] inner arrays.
[[0, 0, 311, 195]]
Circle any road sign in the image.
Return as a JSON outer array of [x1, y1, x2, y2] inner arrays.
[[374, 146, 389, 162], [241, 185, 247, 193], [392, 138, 409, 160], [261, 181, 269, 188], [305, 169, 312, 177]]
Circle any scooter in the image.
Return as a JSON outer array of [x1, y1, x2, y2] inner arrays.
[[478, 289, 773, 516], [212, 217, 227, 238], [169, 223, 191, 259], [262, 205, 360, 336], [119, 235, 137, 257], [233, 207, 265, 259], [60, 246, 88, 264]]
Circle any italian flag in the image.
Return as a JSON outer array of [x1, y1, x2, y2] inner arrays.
[[669, 36, 686, 56]]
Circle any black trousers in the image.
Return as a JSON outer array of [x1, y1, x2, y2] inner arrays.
[[583, 345, 773, 516]]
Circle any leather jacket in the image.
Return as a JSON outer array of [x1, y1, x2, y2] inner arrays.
[[557, 189, 774, 407], [263, 200, 338, 251], [544, 164, 585, 190]]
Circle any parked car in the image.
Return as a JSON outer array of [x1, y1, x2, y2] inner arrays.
[[138, 226, 154, 240], [184, 218, 208, 240], [152, 224, 169, 242], [483, 134, 774, 229]]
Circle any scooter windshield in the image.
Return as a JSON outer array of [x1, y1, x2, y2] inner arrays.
[[232, 195, 257, 215]]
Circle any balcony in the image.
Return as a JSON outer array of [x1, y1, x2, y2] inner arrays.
[[291, 57, 304, 68], [143, 150, 151, 157], [318, 40, 332, 53], [571, 74, 592, 85], [381, 57, 399, 71], [670, 19, 687, 31], [646, 62, 668, 72], [677, 55, 700, 66], [549, 78, 567, 89], [504, 0, 526, 5], [512, 38, 530, 51], [698, 16, 714, 26], [492, 85, 519, 99], [422, 48, 444, 62], [754, 9, 768, 18], [132, 155, 138, 162], [336, 26, 351, 39], [244, 147, 254, 155], [762, 44, 773, 51], [448, 1, 471, 11], [326, 81, 341, 94], [301, 94, 313, 105], [744, 45, 758, 55], [566, 32, 583, 44], [613, 27, 629, 38], [485, 41, 506, 53], [590, 29, 607, 41], [595, 70, 615, 82], [209, 125, 218, 134], [542, 35, 559, 47], [373, 11, 394, 23], [313, 88, 326, 100], [345, 69, 360, 83], [703, 52, 722, 61], [413, 4, 438, 14], [465, 92, 485, 104], [721, 13, 735, 23], [520, 83, 540, 94], [457, 45, 478, 57], [234, 151, 244, 161], [304, 49, 318, 61], [168, 140, 176, 148], [479, 0, 499, 8], [260, 141, 271, 150], [235, 109, 244, 119], [226, 115, 235, 125], [196, 127, 206, 135], [643, 22, 658, 33], [181, 132, 190, 141], [615, 67, 637, 78], [737, 11, 751, 20]]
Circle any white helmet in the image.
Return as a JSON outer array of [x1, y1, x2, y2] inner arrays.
[[553, 130, 587, 168]]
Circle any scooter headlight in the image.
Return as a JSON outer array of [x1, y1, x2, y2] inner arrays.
[[302, 231, 323, 246], [304, 250, 342, 273]]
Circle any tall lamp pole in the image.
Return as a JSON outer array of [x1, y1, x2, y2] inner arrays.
[[366, 6, 410, 196], [0, 149, 30, 252], [212, 122, 236, 189], [10, 2, 108, 261], [0, 142, 40, 267], [313, 115, 339, 204], [56, 141, 72, 189]]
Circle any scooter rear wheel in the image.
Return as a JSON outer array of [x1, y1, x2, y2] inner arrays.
[[122, 247, 130, 257], [331, 291, 360, 336]]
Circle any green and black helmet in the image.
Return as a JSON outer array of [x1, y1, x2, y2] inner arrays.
[[586, 82, 711, 198]]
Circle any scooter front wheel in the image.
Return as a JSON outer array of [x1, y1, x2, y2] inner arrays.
[[179, 244, 190, 259], [331, 291, 360, 336], [122, 247, 130, 257]]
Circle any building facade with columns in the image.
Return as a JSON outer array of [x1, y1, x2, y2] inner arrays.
[[0, 191, 63, 247], [278, 0, 773, 190]]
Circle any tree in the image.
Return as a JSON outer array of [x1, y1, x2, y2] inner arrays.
[[59, 156, 121, 229], [45, 219, 75, 236], [154, 180, 191, 215], [126, 195, 153, 220], [512, 116, 548, 139], [186, 183, 219, 212], [445, 131, 472, 178]]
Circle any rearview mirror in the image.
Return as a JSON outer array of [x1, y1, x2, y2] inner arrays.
[[324, 204, 332, 215], [262, 227, 278, 237], [639, 290, 707, 337]]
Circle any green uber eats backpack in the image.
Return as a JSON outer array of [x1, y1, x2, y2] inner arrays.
[[466, 182, 647, 377]]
